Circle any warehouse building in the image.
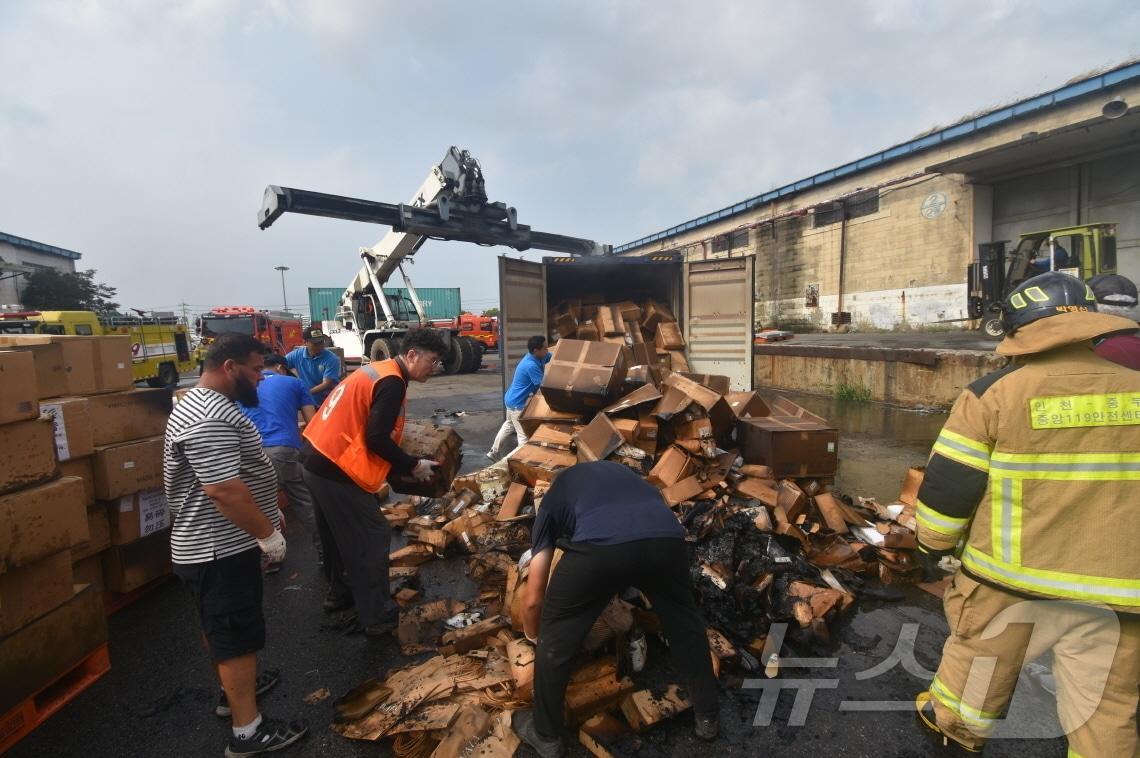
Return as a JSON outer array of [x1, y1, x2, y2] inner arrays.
[[617, 59, 1140, 332], [0, 231, 83, 310]]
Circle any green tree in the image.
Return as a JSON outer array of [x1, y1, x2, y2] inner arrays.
[[481, 307, 499, 317], [21, 269, 119, 313]]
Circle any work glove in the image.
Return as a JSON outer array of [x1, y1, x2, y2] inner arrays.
[[916, 545, 948, 583], [257, 528, 287, 563], [411, 459, 439, 483]]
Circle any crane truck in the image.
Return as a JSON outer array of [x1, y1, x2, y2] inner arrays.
[[260, 147, 609, 375], [258, 147, 755, 392]]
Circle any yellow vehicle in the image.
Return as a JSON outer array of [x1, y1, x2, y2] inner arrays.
[[33, 310, 195, 387]]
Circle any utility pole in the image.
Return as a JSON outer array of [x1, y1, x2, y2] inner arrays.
[[179, 300, 189, 326], [274, 265, 290, 312]]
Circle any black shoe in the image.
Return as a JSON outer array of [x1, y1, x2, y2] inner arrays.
[[224, 717, 308, 757], [915, 691, 983, 754], [512, 710, 565, 758], [363, 613, 399, 638], [216, 670, 281, 718], [694, 712, 719, 741], [322, 592, 354, 613]]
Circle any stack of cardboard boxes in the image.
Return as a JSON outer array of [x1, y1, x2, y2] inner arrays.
[[550, 297, 690, 374], [0, 337, 125, 735]]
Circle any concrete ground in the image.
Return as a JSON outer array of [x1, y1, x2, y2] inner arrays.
[[10, 365, 1067, 758], [766, 330, 998, 352]]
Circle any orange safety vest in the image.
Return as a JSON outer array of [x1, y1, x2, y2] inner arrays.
[[302, 359, 406, 493]]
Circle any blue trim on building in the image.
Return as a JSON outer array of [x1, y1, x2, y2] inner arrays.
[[0, 232, 82, 261], [615, 60, 1140, 253]]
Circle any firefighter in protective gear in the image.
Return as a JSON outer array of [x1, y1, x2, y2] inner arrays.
[[914, 272, 1140, 756]]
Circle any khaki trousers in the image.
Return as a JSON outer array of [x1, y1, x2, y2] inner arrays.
[[931, 572, 1140, 757]]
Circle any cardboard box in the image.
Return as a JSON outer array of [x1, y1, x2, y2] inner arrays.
[[0, 551, 74, 637], [593, 305, 625, 337], [507, 444, 577, 486], [0, 418, 57, 495], [60, 456, 96, 506], [89, 335, 135, 392], [0, 584, 108, 714], [679, 373, 731, 395], [101, 529, 172, 594], [666, 349, 690, 372], [105, 488, 171, 546], [0, 335, 99, 396], [519, 392, 582, 437], [646, 446, 695, 488], [725, 391, 770, 418], [72, 504, 111, 561], [85, 388, 173, 446], [554, 312, 578, 338], [616, 301, 642, 323], [386, 422, 463, 497], [0, 350, 39, 425], [624, 320, 644, 345], [93, 436, 164, 500], [0, 476, 88, 572], [528, 423, 579, 451], [768, 395, 829, 425], [737, 416, 839, 478], [576, 323, 600, 341], [575, 414, 624, 463], [602, 383, 662, 417], [40, 396, 94, 462], [541, 340, 628, 414], [71, 553, 106, 594], [497, 481, 530, 521], [654, 322, 685, 350], [612, 418, 638, 443], [635, 408, 659, 455], [641, 299, 675, 330], [659, 373, 735, 443]]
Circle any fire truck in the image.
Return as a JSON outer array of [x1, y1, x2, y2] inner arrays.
[[0, 309, 195, 387], [196, 307, 305, 355], [430, 313, 499, 351]]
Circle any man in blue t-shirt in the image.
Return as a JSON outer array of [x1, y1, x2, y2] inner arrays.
[[486, 335, 550, 460], [240, 354, 321, 566], [512, 461, 720, 755], [285, 327, 341, 407]]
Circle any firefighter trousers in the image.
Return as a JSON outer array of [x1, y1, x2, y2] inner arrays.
[[930, 572, 1140, 757]]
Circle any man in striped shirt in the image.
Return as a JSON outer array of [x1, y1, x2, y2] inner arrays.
[[164, 334, 308, 757]]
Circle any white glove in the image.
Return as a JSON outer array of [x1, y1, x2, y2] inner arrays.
[[257, 528, 287, 563], [411, 459, 438, 483]]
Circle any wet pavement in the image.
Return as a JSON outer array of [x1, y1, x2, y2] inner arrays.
[[11, 366, 1067, 757]]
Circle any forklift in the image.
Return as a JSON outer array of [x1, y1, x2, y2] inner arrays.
[[967, 222, 1118, 338]]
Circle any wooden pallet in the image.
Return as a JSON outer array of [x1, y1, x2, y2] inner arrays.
[[103, 574, 173, 616], [0, 644, 110, 754]]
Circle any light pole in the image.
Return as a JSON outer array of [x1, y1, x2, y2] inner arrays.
[[274, 265, 289, 312]]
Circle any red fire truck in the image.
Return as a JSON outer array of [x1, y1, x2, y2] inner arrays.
[[196, 307, 304, 356]]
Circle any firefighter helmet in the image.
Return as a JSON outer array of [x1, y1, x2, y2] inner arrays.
[[1000, 272, 1097, 335]]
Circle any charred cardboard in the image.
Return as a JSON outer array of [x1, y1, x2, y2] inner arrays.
[[0, 350, 39, 425], [725, 391, 770, 418], [541, 340, 628, 413], [497, 481, 529, 521], [387, 422, 463, 497], [508, 444, 577, 486], [520, 392, 582, 437], [575, 414, 624, 463], [0, 419, 57, 495], [602, 384, 661, 417], [737, 416, 838, 478], [660, 373, 735, 442]]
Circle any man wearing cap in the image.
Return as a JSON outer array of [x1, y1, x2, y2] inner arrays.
[[286, 328, 341, 407], [913, 272, 1140, 756], [1089, 273, 1140, 370]]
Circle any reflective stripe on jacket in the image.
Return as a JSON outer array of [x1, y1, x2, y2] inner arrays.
[[302, 359, 406, 493], [916, 342, 1140, 613]]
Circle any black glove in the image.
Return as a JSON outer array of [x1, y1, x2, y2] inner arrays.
[[916, 546, 949, 583]]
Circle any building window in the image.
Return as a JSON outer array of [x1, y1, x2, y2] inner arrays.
[[712, 235, 729, 253], [812, 190, 879, 228], [712, 229, 750, 254]]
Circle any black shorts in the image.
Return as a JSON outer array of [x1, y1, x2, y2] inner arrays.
[[174, 548, 265, 662]]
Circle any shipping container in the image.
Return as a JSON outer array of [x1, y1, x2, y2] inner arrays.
[[307, 287, 462, 324], [498, 253, 754, 391]]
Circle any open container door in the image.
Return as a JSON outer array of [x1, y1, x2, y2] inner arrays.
[[683, 256, 754, 391], [498, 256, 547, 396]]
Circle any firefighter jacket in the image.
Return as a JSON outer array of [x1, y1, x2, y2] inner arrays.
[[302, 359, 406, 493], [916, 311, 1140, 615]]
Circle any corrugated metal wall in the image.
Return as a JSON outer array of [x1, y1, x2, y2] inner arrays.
[[307, 287, 462, 322]]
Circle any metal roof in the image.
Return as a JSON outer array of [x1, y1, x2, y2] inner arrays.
[[0, 231, 82, 260], [615, 59, 1140, 254]]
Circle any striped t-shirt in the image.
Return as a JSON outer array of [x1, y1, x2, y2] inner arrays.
[[164, 387, 280, 565]]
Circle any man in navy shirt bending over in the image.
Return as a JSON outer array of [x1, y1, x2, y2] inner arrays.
[[513, 461, 719, 756], [486, 335, 549, 460]]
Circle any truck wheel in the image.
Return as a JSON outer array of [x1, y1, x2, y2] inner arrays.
[[369, 337, 396, 362], [982, 317, 1005, 340], [469, 338, 485, 371], [458, 337, 479, 373], [148, 362, 179, 388], [442, 340, 465, 375]]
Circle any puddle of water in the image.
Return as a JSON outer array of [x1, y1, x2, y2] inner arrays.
[[763, 390, 948, 503]]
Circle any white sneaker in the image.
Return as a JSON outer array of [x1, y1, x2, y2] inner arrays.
[[485, 451, 498, 461]]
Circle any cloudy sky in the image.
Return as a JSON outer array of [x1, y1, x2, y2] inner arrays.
[[1, 1, 1136, 320]]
